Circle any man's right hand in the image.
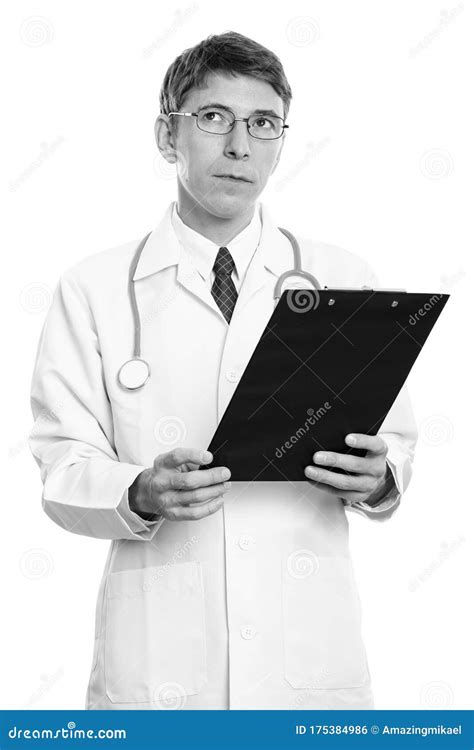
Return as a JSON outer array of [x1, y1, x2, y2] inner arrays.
[[128, 447, 231, 522]]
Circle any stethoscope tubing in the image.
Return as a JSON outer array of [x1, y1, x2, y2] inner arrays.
[[128, 231, 152, 360], [119, 226, 321, 389]]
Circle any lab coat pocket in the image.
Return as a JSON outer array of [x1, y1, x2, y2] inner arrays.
[[282, 554, 370, 690], [104, 561, 207, 705]]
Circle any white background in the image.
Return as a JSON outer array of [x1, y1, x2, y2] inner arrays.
[[1, 0, 472, 710]]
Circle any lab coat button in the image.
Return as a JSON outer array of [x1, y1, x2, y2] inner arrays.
[[240, 625, 256, 640], [238, 534, 256, 551], [226, 369, 239, 383]]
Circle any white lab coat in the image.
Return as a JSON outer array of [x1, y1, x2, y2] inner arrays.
[[28, 201, 418, 710]]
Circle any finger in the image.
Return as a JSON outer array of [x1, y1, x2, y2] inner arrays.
[[158, 447, 213, 470], [345, 434, 388, 455], [169, 466, 231, 491], [313, 450, 385, 478], [170, 494, 225, 522], [304, 465, 375, 493], [312, 450, 368, 474], [176, 482, 231, 506]]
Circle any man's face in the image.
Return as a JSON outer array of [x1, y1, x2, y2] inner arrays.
[[164, 71, 286, 219]]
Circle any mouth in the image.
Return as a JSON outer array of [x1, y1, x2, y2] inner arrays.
[[214, 174, 252, 183]]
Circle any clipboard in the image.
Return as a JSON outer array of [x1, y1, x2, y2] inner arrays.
[[202, 287, 450, 481]]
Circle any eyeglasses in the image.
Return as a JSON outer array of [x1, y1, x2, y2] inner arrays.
[[167, 106, 289, 140]]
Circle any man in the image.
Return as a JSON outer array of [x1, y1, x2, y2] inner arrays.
[[28, 31, 418, 710]]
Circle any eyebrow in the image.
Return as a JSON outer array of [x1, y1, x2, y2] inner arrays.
[[198, 102, 283, 118]]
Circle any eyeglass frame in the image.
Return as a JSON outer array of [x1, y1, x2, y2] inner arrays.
[[167, 107, 289, 141]]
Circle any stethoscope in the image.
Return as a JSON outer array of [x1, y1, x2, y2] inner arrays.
[[117, 227, 321, 390]]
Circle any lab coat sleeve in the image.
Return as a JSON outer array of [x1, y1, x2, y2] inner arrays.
[[345, 261, 419, 522], [28, 269, 165, 540]]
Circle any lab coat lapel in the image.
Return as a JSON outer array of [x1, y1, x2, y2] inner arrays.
[[176, 253, 222, 318], [133, 202, 224, 319], [175, 202, 293, 319], [132, 201, 294, 322], [232, 203, 291, 316]]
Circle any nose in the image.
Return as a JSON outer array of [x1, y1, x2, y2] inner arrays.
[[223, 120, 251, 159]]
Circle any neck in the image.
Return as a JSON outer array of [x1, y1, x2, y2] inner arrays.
[[176, 183, 256, 245]]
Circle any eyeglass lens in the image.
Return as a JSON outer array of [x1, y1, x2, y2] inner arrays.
[[197, 107, 284, 139]]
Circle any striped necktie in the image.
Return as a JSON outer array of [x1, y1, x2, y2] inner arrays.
[[211, 246, 238, 324]]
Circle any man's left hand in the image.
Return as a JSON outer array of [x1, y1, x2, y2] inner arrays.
[[304, 434, 391, 506]]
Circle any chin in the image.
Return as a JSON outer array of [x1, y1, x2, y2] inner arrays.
[[203, 194, 255, 219]]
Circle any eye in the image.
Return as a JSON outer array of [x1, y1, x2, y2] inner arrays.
[[202, 109, 225, 122], [253, 117, 277, 130]]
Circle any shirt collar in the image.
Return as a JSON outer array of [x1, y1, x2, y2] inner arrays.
[[170, 201, 262, 282], [132, 201, 292, 282]]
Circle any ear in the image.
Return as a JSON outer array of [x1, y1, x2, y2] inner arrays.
[[154, 114, 178, 165]]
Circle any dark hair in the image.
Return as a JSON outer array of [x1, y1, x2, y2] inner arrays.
[[159, 31, 292, 129]]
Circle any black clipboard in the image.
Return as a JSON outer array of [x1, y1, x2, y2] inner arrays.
[[202, 287, 450, 481]]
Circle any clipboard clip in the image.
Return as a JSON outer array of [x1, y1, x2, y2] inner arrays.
[[323, 286, 407, 292], [273, 226, 407, 306]]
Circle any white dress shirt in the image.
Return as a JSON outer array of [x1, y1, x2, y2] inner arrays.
[[171, 201, 262, 293]]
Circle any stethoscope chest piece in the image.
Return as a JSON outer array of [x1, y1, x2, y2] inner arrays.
[[118, 358, 150, 390]]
